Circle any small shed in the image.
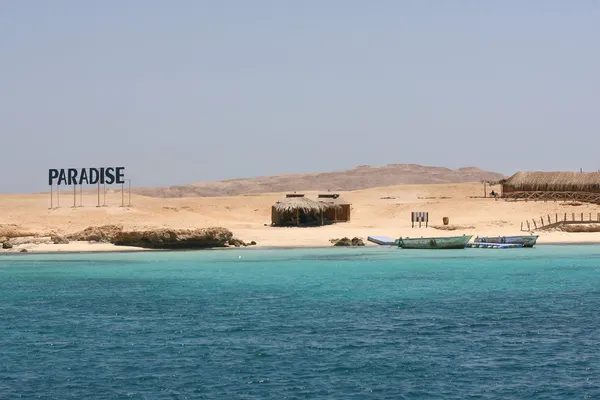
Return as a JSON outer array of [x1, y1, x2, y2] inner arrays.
[[271, 194, 329, 226], [317, 193, 351, 223]]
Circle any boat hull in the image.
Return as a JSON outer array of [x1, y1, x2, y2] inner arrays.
[[398, 235, 473, 249], [474, 235, 538, 248]]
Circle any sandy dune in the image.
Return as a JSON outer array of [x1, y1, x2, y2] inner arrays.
[[2, 182, 600, 253]]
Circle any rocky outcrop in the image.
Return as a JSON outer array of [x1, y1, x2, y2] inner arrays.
[[228, 237, 247, 247], [67, 225, 124, 242], [331, 237, 365, 246], [2, 241, 13, 249], [111, 227, 234, 249], [51, 235, 70, 244], [8, 236, 52, 246]]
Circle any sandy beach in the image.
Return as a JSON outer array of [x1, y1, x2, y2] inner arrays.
[[1, 182, 600, 254]]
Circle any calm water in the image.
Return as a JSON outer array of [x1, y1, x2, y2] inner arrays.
[[1, 246, 599, 399]]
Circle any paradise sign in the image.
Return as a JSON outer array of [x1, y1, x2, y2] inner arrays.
[[48, 167, 125, 186]]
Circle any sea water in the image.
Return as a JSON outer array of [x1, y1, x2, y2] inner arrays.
[[0, 246, 599, 399]]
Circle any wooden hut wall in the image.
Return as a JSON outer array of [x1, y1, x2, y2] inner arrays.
[[323, 204, 351, 222], [271, 206, 280, 225]]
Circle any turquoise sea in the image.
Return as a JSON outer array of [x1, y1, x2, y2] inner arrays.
[[1, 246, 599, 399]]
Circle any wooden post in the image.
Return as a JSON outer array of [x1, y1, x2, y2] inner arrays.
[[533, 219, 537, 229], [321, 210, 323, 226], [334, 207, 337, 223], [547, 214, 551, 225], [572, 213, 575, 221], [526, 220, 530, 231], [564, 213, 567, 222], [296, 209, 299, 226], [521, 221, 523, 231], [540, 217, 544, 226], [555, 213, 558, 223], [581, 212, 584, 221], [484, 182, 487, 198]]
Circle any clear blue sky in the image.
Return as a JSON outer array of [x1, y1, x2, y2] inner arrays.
[[1, 1, 599, 193]]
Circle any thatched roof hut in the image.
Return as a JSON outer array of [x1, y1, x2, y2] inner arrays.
[[271, 194, 330, 226], [272, 196, 329, 214], [503, 172, 600, 193], [317, 193, 351, 222]]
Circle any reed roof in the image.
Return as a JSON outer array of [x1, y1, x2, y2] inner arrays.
[[273, 197, 329, 213], [504, 171, 600, 191]]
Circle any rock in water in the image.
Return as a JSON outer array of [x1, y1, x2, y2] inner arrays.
[[111, 227, 234, 249]]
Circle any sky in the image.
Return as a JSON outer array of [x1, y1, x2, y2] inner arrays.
[[1, 1, 599, 193]]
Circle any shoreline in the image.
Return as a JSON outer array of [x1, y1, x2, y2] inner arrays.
[[1, 240, 599, 256]]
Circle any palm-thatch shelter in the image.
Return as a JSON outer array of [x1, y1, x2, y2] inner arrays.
[[502, 171, 600, 203], [271, 194, 330, 226], [317, 193, 351, 222]]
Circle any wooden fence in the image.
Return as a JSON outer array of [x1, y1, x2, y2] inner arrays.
[[521, 212, 600, 231]]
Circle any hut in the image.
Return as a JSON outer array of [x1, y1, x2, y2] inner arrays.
[[501, 171, 600, 203], [317, 193, 351, 223], [271, 194, 329, 226]]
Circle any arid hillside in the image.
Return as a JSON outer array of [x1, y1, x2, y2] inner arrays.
[[133, 164, 506, 198]]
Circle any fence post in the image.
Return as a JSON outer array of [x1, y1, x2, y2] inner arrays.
[[555, 213, 558, 223], [521, 221, 523, 231], [581, 212, 584, 222], [533, 219, 537, 229], [572, 213, 575, 221], [526, 220, 531, 231], [547, 214, 551, 225], [541, 217, 544, 226]]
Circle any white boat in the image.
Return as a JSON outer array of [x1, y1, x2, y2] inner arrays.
[[474, 235, 538, 248]]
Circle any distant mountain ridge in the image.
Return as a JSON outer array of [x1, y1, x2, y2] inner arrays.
[[132, 164, 506, 198]]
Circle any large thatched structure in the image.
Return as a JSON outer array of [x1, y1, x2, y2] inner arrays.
[[271, 194, 330, 226], [317, 193, 351, 222], [502, 172, 600, 203]]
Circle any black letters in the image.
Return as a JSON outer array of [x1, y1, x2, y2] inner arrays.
[[105, 168, 115, 184], [89, 168, 99, 185], [48, 167, 124, 186], [58, 170, 67, 185], [49, 169, 59, 185], [67, 168, 78, 185], [79, 169, 89, 185], [115, 167, 125, 184]]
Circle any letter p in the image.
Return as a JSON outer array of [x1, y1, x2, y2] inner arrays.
[[49, 169, 59, 186]]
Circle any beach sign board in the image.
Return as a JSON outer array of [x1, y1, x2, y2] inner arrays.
[[47, 167, 128, 209], [411, 211, 428, 228]]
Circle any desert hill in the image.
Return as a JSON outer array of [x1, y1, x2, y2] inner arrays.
[[132, 164, 506, 198]]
